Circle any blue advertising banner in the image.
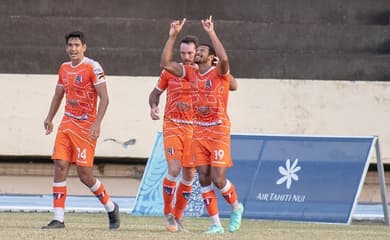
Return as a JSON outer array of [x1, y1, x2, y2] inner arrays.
[[218, 134, 375, 224], [132, 133, 375, 224]]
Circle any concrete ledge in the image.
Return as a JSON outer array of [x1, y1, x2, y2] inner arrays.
[[0, 163, 389, 202], [0, 175, 140, 196], [0, 163, 144, 178], [2, 47, 390, 80], [0, 163, 143, 196]]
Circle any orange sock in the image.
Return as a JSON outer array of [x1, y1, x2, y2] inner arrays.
[[173, 181, 192, 220], [92, 181, 110, 205], [201, 186, 219, 217], [53, 182, 67, 222], [220, 180, 238, 205], [163, 177, 177, 215], [53, 185, 67, 208]]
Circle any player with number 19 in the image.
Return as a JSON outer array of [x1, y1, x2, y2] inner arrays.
[[160, 16, 244, 234]]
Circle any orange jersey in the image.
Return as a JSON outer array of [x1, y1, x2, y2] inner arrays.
[[157, 68, 193, 126], [183, 65, 231, 138], [52, 57, 105, 166], [57, 57, 105, 124], [156, 68, 193, 165]]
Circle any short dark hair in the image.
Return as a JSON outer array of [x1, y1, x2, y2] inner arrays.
[[199, 43, 215, 56], [65, 31, 86, 44], [180, 35, 199, 47]]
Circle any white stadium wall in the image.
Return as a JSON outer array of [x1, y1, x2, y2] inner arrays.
[[1, 74, 390, 162]]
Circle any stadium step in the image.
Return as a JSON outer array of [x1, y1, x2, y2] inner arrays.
[[2, 0, 389, 25], [1, 45, 390, 80], [0, 0, 389, 80]]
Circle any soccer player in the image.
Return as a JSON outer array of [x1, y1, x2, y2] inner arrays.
[[160, 17, 244, 234], [42, 31, 120, 230], [149, 35, 198, 232]]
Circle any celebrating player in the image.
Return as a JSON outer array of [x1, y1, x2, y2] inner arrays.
[[160, 17, 244, 234], [149, 35, 198, 232]]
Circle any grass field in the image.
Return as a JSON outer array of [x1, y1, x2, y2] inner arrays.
[[1, 212, 390, 240]]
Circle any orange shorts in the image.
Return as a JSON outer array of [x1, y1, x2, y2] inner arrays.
[[163, 120, 194, 167], [192, 135, 232, 167], [163, 134, 194, 167], [52, 128, 96, 167]]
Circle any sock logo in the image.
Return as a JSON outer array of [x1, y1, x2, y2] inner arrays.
[[182, 191, 191, 200], [164, 186, 175, 195], [96, 190, 106, 201], [203, 197, 212, 206], [53, 192, 64, 199], [223, 192, 232, 201]]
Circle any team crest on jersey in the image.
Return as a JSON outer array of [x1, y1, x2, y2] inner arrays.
[[205, 79, 212, 89], [167, 147, 175, 156], [75, 75, 83, 84]]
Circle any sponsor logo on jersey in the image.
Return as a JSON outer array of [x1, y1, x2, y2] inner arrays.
[[198, 106, 211, 115], [176, 102, 192, 112], [67, 99, 79, 108]]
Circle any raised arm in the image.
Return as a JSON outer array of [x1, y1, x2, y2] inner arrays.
[[202, 16, 229, 75], [160, 18, 186, 77]]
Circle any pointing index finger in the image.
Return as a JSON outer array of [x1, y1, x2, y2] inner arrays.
[[181, 18, 187, 26]]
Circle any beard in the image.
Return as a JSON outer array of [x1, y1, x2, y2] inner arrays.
[[195, 55, 204, 64]]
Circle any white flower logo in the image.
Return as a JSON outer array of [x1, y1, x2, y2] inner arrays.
[[276, 158, 301, 189]]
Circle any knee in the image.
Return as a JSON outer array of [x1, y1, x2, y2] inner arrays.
[[53, 161, 69, 181], [167, 163, 181, 178], [182, 168, 195, 182], [79, 174, 95, 187], [54, 162, 68, 173], [77, 168, 95, 187], [212, 176, 227, 189], [198, 174, 211, 186]]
